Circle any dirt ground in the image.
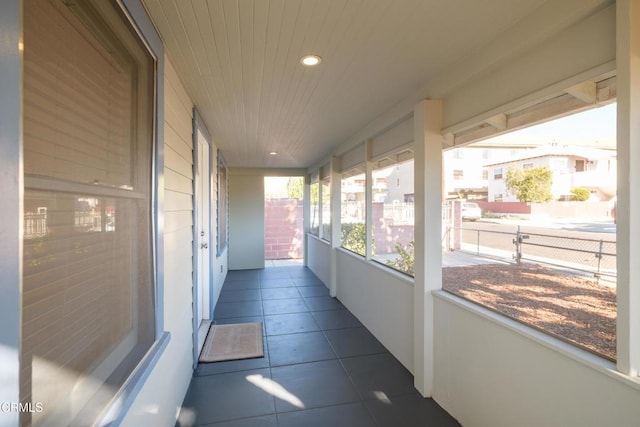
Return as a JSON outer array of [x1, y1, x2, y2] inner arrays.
[[442, 263, 617, 360]]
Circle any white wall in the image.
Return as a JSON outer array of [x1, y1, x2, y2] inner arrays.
[[121, 56, 195, 427], [336, 250, 414, 373], [228, 171, 265, 270], [213, 247, 228, 308], [433, 292, 640, 427], [307, 235, 331, 286]]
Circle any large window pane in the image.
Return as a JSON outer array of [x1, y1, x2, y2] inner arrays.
[[22, 0, 155, 424], [372, 158, 415, 275], [321, 177, 331, 241], [341, 170, 366, 256], [441, 103, 617, 360], [310, 181, 319, 236]]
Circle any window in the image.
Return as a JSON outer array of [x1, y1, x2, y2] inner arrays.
[[442, 104, 617, 361], [341, 170, 366, 256], [494, 168, 503, 179], [321, 177, 331, 241], [22, 0, 155, 424], [217, 151, 228, 254], [453, 169, 464, 180], [372, 158, 415, 276], [310, 181, 320, 235], [575, 159, 585, 172], [482, 170, 489, 180]]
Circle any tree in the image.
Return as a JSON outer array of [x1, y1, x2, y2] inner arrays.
[[570, 187, 590, 201], [504, 166, 553, 202], [287, 177, 304, 199]]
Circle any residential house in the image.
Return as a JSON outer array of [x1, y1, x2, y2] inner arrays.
[[486, 145, 617, 202], [2, 1, 640, 426], [444, 146, 536, 200]]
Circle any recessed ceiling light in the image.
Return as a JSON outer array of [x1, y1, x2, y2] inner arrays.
[[269, 151, 278, 156], [300, 54, 321, 66]]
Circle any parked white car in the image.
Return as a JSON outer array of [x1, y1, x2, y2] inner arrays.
[[462, 202, 482, 221]]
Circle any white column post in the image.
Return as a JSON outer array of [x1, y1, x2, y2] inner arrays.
[[616, 0, 640, 376], [330, 156, 342, 297], [303, 173, 311, 266], [413, 99, 443, 396]]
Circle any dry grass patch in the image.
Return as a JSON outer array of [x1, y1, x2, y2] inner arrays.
[[443, 263, 616, 360]]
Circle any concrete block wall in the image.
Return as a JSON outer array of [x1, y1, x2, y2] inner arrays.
[[265, 199, 303, 259]]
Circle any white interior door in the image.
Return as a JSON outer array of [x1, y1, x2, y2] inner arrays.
[[196, 130, 211, 350]]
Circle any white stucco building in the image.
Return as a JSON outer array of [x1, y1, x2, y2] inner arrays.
[[486, 145, 617, 202]]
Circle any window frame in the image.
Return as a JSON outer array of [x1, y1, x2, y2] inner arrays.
[[340, 167, 367, 257], [15, 0, 169, 424], [87, 1, 170, 422], [371, 155, 415, 277], [309, 179, 320, 236], [320, 175, 331, 241]]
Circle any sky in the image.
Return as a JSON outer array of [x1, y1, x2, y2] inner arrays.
[[486, 102, 617, 148]]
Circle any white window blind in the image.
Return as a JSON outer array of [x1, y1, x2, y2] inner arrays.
[[22, 0, 155, 425]]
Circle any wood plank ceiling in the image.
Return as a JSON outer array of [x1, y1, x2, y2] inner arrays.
[[142, 0, 552, 168]]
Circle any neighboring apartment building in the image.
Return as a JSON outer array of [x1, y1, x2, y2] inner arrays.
[[485, 145, 617, 202], [442, 145, 536, 199]]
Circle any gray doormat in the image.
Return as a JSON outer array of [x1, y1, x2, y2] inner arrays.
[[199, 322, 264, 363]]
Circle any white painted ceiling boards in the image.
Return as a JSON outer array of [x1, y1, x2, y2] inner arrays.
[[142, 0, 613, 168]]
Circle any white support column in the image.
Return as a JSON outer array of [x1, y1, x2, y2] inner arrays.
[[413, 99, 443, 396], [616, 0, 640, 377], [330, 156, 342, 297], [365, 140, 374, 260], [303, 174, 311, 266]]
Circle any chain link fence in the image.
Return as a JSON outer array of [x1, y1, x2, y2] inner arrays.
[[452, 225, 616, 283]]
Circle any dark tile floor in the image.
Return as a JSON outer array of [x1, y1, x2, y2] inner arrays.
[[177, 265, 460, 427]]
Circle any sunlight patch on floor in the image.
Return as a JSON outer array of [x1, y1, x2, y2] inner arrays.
[[245, 374, 305, 408]]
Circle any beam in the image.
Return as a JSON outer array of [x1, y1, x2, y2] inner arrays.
[[443, 133, 454, 148], [445, 77, 616, 148], [565, 81, 597, 104], [484, 113, 507, 130]]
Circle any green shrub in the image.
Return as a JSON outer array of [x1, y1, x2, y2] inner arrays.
[[387, 241, 414, 276], [341, 223, 372, 256], [569, 187, 590, 201]]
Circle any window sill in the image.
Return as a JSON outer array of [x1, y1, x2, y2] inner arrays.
[[335, 247, 414, 286], [98, 331, 171, 425]]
